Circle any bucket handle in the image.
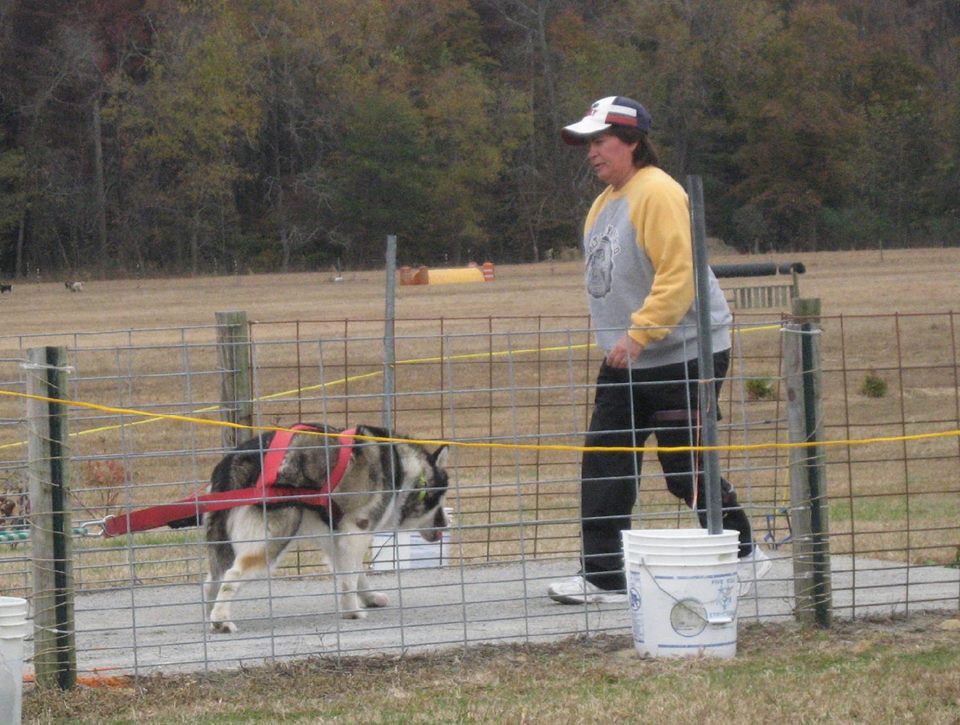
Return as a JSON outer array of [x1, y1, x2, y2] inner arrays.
[[637, 557, 736, 626]]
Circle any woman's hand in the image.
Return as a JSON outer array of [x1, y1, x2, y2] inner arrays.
[[605, 333, 644, 368]]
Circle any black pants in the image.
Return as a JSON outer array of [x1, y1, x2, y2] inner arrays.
[[580, 350, 753, 591]]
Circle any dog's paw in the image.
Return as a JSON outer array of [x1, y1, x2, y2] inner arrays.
[[341, 608, 368, 620], [210, 620, 238, 634], [361, 590, 389, 608]]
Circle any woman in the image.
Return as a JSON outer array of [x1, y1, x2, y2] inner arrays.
[[548, 96, 771, 604]]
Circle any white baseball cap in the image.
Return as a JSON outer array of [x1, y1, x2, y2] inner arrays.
[[561, 96, 652, 145]]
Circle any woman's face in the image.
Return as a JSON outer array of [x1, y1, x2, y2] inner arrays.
[[586, 132, 638, 190]]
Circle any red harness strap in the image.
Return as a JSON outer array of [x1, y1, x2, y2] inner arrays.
[[102, 426, 356, 537]]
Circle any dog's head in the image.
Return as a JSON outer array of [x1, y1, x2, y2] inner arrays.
[[403, 444, 450, 543], [354, 425, 450, 541]]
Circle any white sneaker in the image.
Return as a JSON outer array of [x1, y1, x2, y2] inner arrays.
[[547, 575, 626, 605], [738, 546, 773, 597]]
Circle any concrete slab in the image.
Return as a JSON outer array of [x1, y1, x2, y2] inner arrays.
[[23, 552, 960, 677]]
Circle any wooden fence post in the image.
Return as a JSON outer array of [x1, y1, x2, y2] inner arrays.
[[216, 311, 253, 450], [26, 346, 77, 689], [784, 298, 833, 627]]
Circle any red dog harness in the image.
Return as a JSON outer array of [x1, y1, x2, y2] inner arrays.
[[101, 426, 356, 537]]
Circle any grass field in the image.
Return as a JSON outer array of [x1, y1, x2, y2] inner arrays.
[[6, 247, 960, 722], [22, 612, 960, 724], [5, 246, 958, 558], [2, 246, 957, 335]]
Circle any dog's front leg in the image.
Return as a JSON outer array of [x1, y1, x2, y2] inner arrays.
[[331, 531, 373, 619], [357, 569, 388, 609]]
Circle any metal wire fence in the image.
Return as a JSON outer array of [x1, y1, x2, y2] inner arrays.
[[1, 309, 958, 680]]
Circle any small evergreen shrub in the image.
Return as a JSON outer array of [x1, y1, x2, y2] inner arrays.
[[745, 377, 776, 401], [859, 371, 888, 398]]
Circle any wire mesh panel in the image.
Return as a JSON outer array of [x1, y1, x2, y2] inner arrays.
[[1, 310, 958, 679]]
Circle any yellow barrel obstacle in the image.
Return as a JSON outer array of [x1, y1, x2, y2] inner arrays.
[[399, 262, 495, 285]]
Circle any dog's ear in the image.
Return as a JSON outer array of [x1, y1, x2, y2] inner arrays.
[[431, 445, 449, 470]]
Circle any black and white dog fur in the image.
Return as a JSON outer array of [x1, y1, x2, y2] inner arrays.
[[203, 423, 449, 634]]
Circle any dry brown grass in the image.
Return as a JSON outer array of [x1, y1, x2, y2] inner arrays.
[[3, 247, 955, 335], [22, 612, 960, 724], [2, 248, 959, 589]]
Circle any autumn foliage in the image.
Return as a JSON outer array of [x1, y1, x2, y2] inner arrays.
[[0, 1, 957, 277]]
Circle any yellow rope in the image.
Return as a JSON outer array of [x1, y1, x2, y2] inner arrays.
[[2, 388, 956, 455], [4, 324, 954, 455]]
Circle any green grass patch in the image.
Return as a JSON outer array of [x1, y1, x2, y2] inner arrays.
[[830, 494, 959, 523]]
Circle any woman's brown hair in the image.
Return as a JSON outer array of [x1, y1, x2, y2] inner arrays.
[[608, 126, 659, 168]]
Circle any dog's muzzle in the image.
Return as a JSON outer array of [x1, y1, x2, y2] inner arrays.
[[419, 506, 449, 542]]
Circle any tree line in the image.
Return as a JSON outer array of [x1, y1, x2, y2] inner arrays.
[[1, 0, 957, 278]]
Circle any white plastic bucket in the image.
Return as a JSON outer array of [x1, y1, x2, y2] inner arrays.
[[0, 596, 29, 725], [624, 528, 740, 545], [622, 529, 740, 659], [370, 508, 454, 571]]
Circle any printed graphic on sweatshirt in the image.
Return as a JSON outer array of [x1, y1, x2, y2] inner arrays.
[[585, 224, 621, 299]]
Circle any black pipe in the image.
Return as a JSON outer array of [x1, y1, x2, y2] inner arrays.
[[711, 262, 805, 278], [687, 175, 723, 535]]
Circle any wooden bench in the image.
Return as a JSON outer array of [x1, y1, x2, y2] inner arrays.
[[713, 261, 804, 310], [724, 282, 797, 309]]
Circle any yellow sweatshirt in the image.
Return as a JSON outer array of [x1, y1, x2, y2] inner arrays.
[[583, 166, 731, 367]]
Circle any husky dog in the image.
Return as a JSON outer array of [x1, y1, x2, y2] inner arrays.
[[203, 423, 449, 634]]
